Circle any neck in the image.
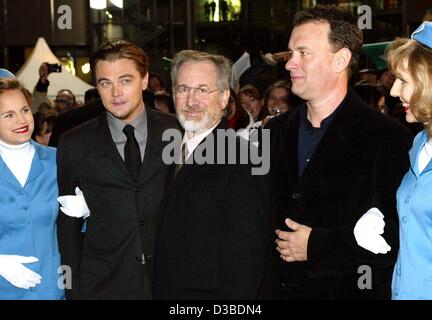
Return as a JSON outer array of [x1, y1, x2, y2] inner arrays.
[[0, 139, 30, 150], [306, 84, 348, 128]]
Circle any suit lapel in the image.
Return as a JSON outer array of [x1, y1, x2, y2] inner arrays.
[[284, 109, 300, 181], [0, 156, 21, 190], [25, 142, 45, 186], [96, 112, 131, 178], [138, 108, 164, 182]]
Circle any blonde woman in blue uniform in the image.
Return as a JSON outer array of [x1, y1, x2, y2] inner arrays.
[[0, 77, 64, 299], [386, 22, 432, 299]]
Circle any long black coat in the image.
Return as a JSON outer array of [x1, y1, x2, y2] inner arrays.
[[267, 89, 411, 299], [154, 120, 272, 299], [56, 108, 180, 299]]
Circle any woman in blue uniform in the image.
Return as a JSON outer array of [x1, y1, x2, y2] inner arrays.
[[386, 21, 432, 300], [0, 77, 64, 299]]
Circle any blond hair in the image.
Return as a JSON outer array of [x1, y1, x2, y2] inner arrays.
[[386, 38, 432, 136]]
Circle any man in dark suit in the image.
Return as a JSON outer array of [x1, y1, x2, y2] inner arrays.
[[56, 40, 179, 299], [154, 50, 272, 299], [268, 6, 411, 299]]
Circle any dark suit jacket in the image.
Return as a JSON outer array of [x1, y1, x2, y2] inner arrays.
[[267, 88, 412, 299], [56, 107, 180, 299], [154, 120, 272, 299]]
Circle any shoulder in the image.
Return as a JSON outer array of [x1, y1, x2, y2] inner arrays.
[[32, 141, 57, 160], [412, 129, 427, 146], [265, 109, 297, 132], [147, 107, 180, 130], [59, 114, 102, 147], [347, 88, 410, 137], [361, 107, 411, 139]]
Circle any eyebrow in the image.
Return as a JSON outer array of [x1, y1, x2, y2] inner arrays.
[[178, 83, 211, 88], [293, 46, 311, 51], [1, 106, 29, 115], [97, 74, 134, 83]]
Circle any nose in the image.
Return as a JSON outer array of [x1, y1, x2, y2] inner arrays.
[[389, 80, 400, 98], [285, 55, 297, 71], [111, 83, 122, 97], [276, 97, 286, 105], [186, 90, 199, 104], [15, 113, 27, 124]]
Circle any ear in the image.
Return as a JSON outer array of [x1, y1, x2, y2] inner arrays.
[[141, 72, 149, 90], [220, 89, 230, 110], [335, 48, 352, 73]]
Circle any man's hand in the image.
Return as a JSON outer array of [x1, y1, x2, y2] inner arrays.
[[275, 218, 312, 262], [39, 62, 50, 84]]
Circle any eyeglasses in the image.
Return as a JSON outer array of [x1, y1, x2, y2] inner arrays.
[[174, 85, 219, 99]]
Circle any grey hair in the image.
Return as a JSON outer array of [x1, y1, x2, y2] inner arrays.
[[171, 50, 232, 94]]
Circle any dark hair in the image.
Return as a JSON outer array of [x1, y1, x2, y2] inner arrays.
[[84, 88, 100, 103], [57, 89, 76, 104], [149, 73, 166, 88], [226, 88, 250, 129], [293, 5, 363, 77], [154, 90, 175, 114], [0, 78, 32, 105], [90, 40, 149, 77], [32, 113, 57, 139], [239, 84, 269, 121]]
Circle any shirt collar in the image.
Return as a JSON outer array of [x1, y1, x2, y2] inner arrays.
[[299, 95, 348, 131], [106, 104, 147, 141], [182, 120, 221, 157]]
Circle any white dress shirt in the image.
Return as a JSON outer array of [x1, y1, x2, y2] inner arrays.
[[182, 121, 220, 160]]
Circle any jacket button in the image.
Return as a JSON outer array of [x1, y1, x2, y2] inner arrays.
[[402, 216, 407, 223], [136, 256, 142, 263], [139, 220, 145, 226], [292, 192, 301, 200]]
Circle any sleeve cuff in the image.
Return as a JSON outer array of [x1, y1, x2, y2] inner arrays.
[[35, 79, 49, 92]]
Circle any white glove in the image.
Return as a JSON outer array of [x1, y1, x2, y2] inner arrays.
[[354, 207, 391, 254], [58, 187, 90, 219], [0, 255, 42, 289]]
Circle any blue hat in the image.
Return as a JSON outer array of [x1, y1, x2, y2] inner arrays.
[[411, 21, 432, 49], [0, 68, 15, 79]]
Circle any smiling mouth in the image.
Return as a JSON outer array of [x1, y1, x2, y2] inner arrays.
[[401, 102, 410, 112], [13, 126, 29, 134]]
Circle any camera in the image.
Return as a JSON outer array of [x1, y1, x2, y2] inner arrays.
[[47, 63, 62, 73]]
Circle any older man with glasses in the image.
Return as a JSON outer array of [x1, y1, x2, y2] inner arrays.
[[153, 50, 272, 300]]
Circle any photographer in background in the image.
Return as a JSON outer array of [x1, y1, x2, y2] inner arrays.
[[32, 62, 77, 114]]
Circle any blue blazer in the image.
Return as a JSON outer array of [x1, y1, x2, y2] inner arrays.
[[0, 141, 64, 300], [392, 130, 432, 300]]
